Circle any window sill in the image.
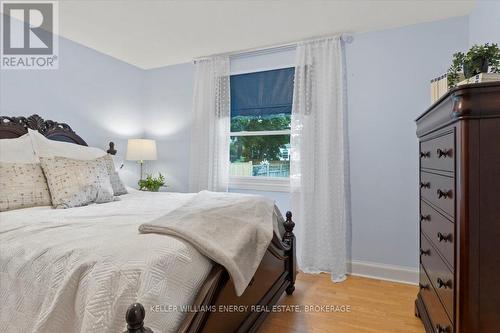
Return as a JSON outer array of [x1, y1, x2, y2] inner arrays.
[[229, 176, 290, 192]]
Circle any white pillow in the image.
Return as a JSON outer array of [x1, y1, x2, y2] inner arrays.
[[28, 129, 106, 159], [0, 133, 38, 163]]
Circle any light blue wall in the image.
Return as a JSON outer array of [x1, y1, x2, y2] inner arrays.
[[468, 0, 500, 46], [346, 16, 468, 268], [0, 33, 144, 185], [142, 63, 195, 192]]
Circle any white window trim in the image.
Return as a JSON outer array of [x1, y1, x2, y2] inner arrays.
[[229, 176, 290, 192], [230, 129, 290, 137]]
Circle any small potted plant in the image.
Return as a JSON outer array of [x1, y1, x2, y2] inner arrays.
[[138, 173, 165, 192], [447, 43, 500, 88]]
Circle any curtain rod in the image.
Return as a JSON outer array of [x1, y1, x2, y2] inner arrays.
[[193, 34, 354, 63]]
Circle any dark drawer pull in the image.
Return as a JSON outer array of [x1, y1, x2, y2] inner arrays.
[[437, 232, 452, 242], [420, 151, 430, 158], [420, 249, 430, 256], [419, 283, 429, 290], [437, 278, 452, 289], [420, 182, 430, 189], [437, 148, 452, 158], [435, 324, 450, 333], [437, 189, 452, 199], [420, 214, 430, 222]]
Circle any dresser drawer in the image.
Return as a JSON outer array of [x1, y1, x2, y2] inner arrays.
[[421, 201, 454, 269], [420, 172, 455, 219], [420, 132, 455, 172], [420, 233, 454, 321], [419, 265, 453, 333]]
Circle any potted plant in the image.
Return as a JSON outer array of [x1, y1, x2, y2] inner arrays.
[[447, 43, 500, 88], [138, 173, 165, 192]]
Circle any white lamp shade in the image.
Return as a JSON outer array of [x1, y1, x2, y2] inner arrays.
[[126, 139, 157, 161]]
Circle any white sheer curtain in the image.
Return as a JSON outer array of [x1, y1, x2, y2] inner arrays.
[[290, 36, 349, 282], [189, 56, 231, 192]]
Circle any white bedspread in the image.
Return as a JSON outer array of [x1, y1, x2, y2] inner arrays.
[[0, 190, 214, 333]]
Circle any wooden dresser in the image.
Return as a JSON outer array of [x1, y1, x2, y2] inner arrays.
[[415, 82, 500, 333]]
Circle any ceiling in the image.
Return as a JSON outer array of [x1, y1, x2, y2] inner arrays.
[[45, 1, 475, 69]]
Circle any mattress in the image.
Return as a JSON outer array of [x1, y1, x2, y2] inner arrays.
[[0, 190, 213, 333]]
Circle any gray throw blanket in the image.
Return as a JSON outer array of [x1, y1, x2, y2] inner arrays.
[[139, 190, 275, 296]]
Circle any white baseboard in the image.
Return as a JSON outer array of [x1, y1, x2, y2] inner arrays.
[[347, 260, 418, 285]]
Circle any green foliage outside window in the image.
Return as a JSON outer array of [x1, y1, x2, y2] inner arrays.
[[230, 135, 289, 163], [230, 114, 291, 163]]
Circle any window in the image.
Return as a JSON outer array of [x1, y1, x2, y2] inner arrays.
[[229, 67, 294, 191]]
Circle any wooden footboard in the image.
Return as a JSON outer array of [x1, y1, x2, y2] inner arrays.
[[124, 211, 297, 333]]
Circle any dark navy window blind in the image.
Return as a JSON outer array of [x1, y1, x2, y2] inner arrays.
[[230, 67, 295, 117]]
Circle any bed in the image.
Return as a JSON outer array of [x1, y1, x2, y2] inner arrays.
[[0, 115, 297, 333]]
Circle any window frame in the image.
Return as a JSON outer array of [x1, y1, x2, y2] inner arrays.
[[230, 129, 290, 137], [229, 175, 290, 192], [228, 68, 293, 192]]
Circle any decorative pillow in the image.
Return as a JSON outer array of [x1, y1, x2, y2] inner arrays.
[[29, 129, 106, 159], [0, 162, 52, 211], [0, 133, 38, 163], [28, 129, 127, 196], [98, 155, 127, 196], [39, 156, 115, 209]]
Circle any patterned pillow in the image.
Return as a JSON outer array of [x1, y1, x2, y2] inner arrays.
[[0, 163, 52, 212], [97, 155, 127, 196], [39, 156, 115, 209]]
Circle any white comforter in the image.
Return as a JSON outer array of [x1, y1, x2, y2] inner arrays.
[[140, 191, 276, 297], [0, 190, 213, 333]]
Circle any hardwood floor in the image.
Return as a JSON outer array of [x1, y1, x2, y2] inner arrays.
[[259, 273, 425, 333]]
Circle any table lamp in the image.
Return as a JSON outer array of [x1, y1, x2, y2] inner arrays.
[[125, 139, 157, 180]]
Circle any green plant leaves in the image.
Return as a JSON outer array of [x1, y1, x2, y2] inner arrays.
[[138, 173, 165, 192], [446, 43, 500, 89]]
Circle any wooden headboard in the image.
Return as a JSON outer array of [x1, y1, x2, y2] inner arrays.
[[0, 114, 117, 155], [0, 114, 88, 145]]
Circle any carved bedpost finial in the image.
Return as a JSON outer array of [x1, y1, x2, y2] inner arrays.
[[283, 211, 295, 239], [107, 141, 117, 155], [282, 211, 296, 295], [123, 303, 153, 333]]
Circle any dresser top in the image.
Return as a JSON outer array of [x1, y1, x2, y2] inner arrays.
[[416, 81, 500, 137]]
